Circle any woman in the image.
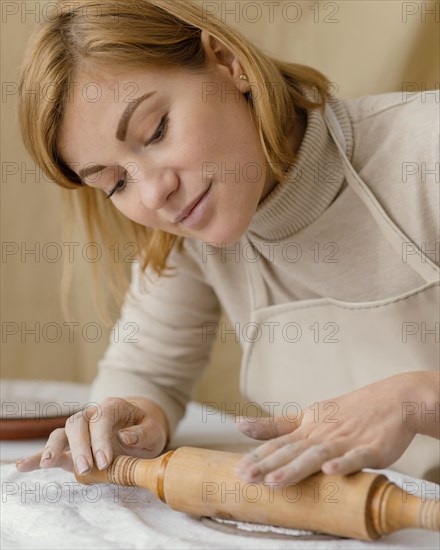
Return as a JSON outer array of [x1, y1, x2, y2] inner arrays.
[[15, 0, 439, 484]]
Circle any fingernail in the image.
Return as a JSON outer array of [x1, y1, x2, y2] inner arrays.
[[95, 450, 108, 470], [75, 455, 91, 475], [235, 468, 250, 479], [248, 465, 261, 478], [16, 459, 25, 468], [236, 460, 250, 472], [235, 459, 254, 471], [266, 471, 284, 483], [236, 416, 254, 423], [41, 450, 52, 462], [118, 431, 138, 445], [322, 461, 338, 473]]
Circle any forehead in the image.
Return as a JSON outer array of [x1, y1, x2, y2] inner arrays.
[[57, 65, 184, 163], [63, 65, 178, 119]]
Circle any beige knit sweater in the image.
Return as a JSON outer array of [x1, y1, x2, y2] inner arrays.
[[90, 90, 440, 435]]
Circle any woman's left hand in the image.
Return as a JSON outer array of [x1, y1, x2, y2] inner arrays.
[[235, 373, 417, 485]]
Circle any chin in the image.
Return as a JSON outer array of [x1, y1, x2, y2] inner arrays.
[[200, 222, 249, 249]]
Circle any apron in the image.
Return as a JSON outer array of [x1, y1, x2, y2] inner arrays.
[[240, 103, 440, 481]]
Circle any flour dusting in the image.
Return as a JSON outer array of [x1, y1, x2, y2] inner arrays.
[[212, 518, 317, 536]]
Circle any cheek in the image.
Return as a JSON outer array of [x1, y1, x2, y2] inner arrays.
[[176, 97, 257, 166], [111, 195, 154, 227], [174, 111, 220, 167], [197, 125, 264, 191]]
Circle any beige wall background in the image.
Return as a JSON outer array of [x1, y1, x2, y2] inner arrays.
[[1, 1, 439, 407]]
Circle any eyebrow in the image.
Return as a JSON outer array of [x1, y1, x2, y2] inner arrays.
[[78, 90, 157, 181]]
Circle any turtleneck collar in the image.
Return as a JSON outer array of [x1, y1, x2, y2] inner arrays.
[[246, 93, 353, 241]]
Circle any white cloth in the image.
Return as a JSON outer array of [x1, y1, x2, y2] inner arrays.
[[2, 395, 439, 550], [1, 460, 439, 549]]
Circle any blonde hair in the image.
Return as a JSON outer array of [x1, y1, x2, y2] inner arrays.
[[17, 0, 331, 324]]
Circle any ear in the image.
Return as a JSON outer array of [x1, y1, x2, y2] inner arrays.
[[200, 30, 250, 94]]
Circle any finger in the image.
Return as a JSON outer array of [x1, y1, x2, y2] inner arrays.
[[235, 415, 301, 441], [40, 450, 74, 472], [15, 429, 73, 473], [16, 452, 44, 473], [89, 398, 163, 464], [235, 432, 297, 474], [236, 441, 308, 482], [64, 409, 95, 475], [38, 428, 69, 469], [116, 419, 166, 458], [16, 452, 74, 474], [264, 441, 347, 484], [16, 428, 68, 471], [104, 397, 144, 430], [88, 399, 127, 470], [321, 446, 378, 476]]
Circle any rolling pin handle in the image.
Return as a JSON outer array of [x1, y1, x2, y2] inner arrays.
[[371, 479, 440, 535]]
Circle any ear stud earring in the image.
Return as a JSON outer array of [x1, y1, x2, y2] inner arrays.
[[239, 74, 248, 80]]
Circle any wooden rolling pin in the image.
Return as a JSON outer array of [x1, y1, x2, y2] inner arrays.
[[75, 446, 439, 540]]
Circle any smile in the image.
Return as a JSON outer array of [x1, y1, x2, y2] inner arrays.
[[179, 182, 212, 228]]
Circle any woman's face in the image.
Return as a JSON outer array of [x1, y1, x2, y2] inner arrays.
[[58, 42, 275, 246]]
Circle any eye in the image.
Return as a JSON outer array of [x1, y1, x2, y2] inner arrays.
[[144, 114, 169, 146], [105, 177, 126, 199], [105, 114, 169, 200]]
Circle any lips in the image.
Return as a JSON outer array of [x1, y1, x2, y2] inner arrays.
[[174, 184, 211, 224]]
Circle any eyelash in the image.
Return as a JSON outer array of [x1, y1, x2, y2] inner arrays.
[[106, 114, 169, 199]]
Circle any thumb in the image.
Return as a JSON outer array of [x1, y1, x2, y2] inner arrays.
[[234, 414, 301, 440], [117, 427, 141, 447], [116, 422, 165, 458]]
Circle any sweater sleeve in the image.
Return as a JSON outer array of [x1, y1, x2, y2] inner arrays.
[[89, 239, 222, 436]]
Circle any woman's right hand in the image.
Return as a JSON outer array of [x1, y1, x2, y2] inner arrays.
[[15, 397, 168, 475]]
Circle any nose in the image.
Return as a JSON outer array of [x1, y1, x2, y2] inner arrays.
[[137, 168, 179, 212]]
